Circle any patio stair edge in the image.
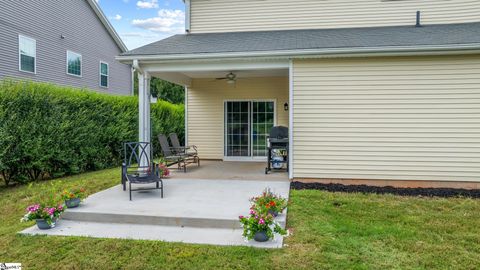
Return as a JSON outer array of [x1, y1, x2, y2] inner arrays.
[[62, 211, 287, 229]]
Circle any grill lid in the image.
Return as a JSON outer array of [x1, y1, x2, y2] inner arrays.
[[269, 126, 288, 139]]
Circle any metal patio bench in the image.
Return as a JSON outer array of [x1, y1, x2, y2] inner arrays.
[[122, 142, 164, 201]]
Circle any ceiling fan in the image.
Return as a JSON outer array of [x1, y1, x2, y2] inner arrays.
[[215, 72, 237, 84]]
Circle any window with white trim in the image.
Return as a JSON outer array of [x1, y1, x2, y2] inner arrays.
[[19, 35, 36, 73], [67, 51, 82, 76], [100, 62, 109, 88]]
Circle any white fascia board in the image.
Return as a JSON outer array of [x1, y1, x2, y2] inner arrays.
[[116, 43, 480, 63]]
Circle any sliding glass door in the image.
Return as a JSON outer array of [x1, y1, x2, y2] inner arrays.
[[225, 101, 275, 159]]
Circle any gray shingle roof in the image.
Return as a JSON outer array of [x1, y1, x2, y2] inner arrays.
[[121, 22, 480, 56]]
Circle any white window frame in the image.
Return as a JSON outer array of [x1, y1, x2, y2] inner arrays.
[[66, 50, 82, 77], [99, 61, 109, 88], [18, 35, 36, 74]]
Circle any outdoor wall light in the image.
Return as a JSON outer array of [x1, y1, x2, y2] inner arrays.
[[284, 102, 289, 111]]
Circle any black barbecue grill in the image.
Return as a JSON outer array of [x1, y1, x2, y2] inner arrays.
[[265, 126, 289, 174]]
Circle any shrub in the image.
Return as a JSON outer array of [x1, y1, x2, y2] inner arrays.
[[0, 80, 184, 185]]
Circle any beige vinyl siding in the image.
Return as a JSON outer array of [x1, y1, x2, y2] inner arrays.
[[292, 55, 480, 182], [190, 0, 480, 33], [187, 77, 288, 159]]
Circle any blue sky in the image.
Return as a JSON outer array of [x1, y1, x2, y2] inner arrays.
[[96, 0, 185, 49]]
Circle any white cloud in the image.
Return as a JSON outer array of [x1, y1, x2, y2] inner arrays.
[[131, 9, 184, 34], [136, 0, 159, 9], [114, 14, 122, 20]]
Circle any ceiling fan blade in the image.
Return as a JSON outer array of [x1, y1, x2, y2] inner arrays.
[[215, 77, 227, 80]]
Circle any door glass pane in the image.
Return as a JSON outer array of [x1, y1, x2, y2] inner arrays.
[[252, 101, 274, 157], [225, 101, 250, 157]]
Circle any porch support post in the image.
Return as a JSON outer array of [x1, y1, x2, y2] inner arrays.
[[184, 85, 188, 146], [288, 60, 294, 180], [138, 71, 151, 165]]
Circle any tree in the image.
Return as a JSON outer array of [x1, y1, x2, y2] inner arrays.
[[133, 72, 185, 104]]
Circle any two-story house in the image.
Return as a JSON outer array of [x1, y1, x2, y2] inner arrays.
[[118, 0, 480, 188], [0, 0, 132, 95]]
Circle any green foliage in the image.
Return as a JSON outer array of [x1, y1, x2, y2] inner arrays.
[[133, 72, 185, 104], [150, 78, 185, 104], [0, 80, 184, 185]]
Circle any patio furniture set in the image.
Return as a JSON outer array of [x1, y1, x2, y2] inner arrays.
[[121, 127, 288, 200], [121, 133, 199, 200]]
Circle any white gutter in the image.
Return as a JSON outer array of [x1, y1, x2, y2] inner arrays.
[[116, 43, 480, 63]]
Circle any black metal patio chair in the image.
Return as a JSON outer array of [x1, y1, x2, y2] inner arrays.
[[122, 142, 164, 201], [169, 133, 200, 166]]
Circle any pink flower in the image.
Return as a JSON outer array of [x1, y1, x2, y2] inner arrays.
[[239, 215, 244, 219], [249, 209, 255, 215], [27, 204, 40, 212], [45, 207, 55, 216], [259, 218, 265, 225]]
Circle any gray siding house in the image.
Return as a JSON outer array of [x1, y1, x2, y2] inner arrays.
[[0, 0, 132, 95]]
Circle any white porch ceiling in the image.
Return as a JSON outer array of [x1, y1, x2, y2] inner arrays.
[[180, 69, 288, 79], [143, 59, 290, 86]]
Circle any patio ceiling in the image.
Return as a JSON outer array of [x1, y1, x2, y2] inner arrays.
[[142, 59, 290, 86]]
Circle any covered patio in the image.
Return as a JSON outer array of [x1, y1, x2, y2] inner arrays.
[[128, 57, 293, 180]]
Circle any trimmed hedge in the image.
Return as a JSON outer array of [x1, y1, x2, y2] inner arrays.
[[0, 80, 184, 185]]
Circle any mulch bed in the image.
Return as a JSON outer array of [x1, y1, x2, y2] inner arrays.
[[290, 182, 480, 198]]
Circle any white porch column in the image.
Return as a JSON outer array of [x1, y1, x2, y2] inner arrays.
[[288, 60, 294, 180], [138, 72, 151, 164]]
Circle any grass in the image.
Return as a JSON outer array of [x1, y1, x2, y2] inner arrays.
[[1, 169, 479, 269]]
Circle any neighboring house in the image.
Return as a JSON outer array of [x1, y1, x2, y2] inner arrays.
[[118, 0, 480, 187], [0, 0, 132, 95]]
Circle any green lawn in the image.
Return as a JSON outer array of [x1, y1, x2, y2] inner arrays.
[[1, 169, 479, 269]]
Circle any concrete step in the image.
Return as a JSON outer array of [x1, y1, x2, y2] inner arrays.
[[62, 209, 287, 229], [20, 220, 284, 248]]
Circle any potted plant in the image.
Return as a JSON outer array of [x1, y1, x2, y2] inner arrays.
[[239, 209, 286, 242], [250, 188, 288, 217], [61, 188, 86, 208], [21, 204, 64, 230], [158, 163, 171, 178]]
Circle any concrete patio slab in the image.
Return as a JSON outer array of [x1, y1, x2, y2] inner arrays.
[[62, 178, 289, 229], [20, 220, 284, 248], [20, 178, 290, 248]]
